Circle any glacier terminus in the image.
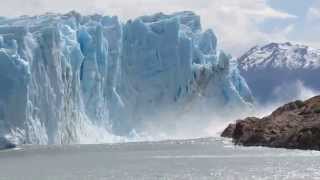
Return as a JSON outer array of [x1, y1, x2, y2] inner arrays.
[[0, 11, 253, 146]]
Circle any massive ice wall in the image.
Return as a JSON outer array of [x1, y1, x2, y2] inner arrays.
[[0, 11, 252, 145]]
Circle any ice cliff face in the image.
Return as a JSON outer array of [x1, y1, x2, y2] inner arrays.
[[239, 42, 320, 103], [0, 11, 252, 145]]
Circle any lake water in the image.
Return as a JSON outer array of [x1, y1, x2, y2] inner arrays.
[[0, 138, 319, 180]]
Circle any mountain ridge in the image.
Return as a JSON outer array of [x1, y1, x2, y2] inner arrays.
[[239, 42, 320, 70], [238, 42, 320, 103]]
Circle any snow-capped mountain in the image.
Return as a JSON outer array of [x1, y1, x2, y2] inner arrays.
[[239, 42, 320, 70], [238, 42, 320, 103], [0, 11, 252, 145]]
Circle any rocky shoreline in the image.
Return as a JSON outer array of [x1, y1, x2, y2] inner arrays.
[[222, 96, 320, 150]]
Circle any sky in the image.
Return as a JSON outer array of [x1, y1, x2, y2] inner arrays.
[[0, 0, 319, 56]]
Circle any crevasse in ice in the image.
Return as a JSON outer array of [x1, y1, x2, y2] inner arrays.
[[0, 11, 253, 145]]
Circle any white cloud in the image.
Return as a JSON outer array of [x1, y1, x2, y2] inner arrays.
[[0, 0, 296, 56], [297, 1, 320, 49], [307, 5, 320, 22]]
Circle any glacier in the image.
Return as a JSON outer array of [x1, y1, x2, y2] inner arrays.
[[0, 11, 253, 145]]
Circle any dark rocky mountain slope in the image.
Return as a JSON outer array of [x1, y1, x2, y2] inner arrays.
[[222, 96, 320, 150]]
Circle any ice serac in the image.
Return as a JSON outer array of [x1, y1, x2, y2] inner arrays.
[[0, 11, 253, 145]]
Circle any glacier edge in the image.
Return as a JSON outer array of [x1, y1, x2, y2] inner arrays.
[[0, 11, 253, 145]]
